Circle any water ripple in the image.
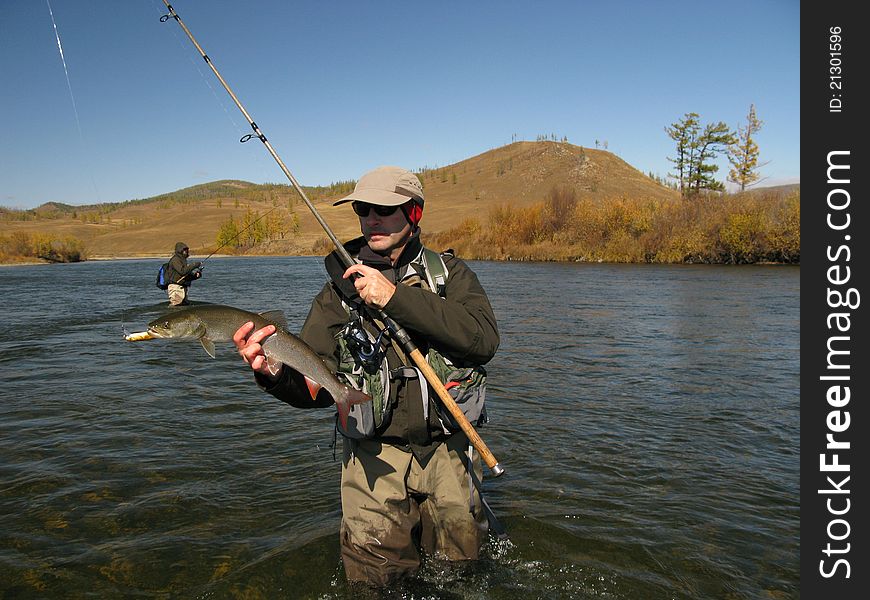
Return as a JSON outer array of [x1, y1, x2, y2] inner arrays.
[[0, 259, 799, 598]]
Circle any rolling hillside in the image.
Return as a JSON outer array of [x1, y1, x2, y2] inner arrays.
[[2, 141, 677, 259]]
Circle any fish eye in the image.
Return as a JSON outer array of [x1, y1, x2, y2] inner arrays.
[[163, 321, 170, 329]]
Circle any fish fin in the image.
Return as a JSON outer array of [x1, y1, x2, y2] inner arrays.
[[346, 388, 372, 407], [200, 337, 216, 358], [259, 310, 288, 329], [303, 376, 322, 400], [265, 357, 283, 377], [335, 388, 372, 431], [337, 402, 349, 431]]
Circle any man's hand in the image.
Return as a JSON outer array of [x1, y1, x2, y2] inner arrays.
[[344, 264, 396, 309], [233, 321, 282, 379]]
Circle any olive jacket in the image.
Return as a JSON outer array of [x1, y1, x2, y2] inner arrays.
[[259, 233, 499, 459], [166, 243, 202, 287]]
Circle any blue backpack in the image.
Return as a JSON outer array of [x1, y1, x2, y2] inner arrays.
[[156, 262, 170, 290]]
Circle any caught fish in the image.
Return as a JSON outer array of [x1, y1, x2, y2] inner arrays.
[[125, 304, 371, 428]]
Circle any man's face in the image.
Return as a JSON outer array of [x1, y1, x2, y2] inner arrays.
[[182, 248, 189, 257], [357, 203, 412, 261]]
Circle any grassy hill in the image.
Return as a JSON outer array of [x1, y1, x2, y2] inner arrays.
[[1, 141, 677, 259]]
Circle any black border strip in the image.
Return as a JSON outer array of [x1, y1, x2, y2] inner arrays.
[[801, 2, 867, 596]]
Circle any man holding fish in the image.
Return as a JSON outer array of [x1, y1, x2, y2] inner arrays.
[[233, 166, 500, 587]]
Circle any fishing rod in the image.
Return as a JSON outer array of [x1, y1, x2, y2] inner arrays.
[[201, 204, 280, 263], [158, 2, 504, 476], [178, 203, 281, 285]]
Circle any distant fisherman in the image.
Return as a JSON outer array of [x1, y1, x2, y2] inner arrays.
[[166, 242, 202, 306], [234, 166, 500, 588]]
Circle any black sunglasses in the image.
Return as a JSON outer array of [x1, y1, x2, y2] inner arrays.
[[351, 202, 401, 218]]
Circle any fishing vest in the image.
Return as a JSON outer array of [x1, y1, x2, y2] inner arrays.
[[334, 246, 488, 440]]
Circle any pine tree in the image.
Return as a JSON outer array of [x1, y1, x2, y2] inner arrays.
[[727, 104, 766, 192], [666, 113, 700, 196], [667, 113, 735, 196], [688, 121, 735, 195]]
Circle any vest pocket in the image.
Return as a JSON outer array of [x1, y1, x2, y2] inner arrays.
[[426, 350, 488, 433], [336, 367, 390, 439], [438, 366, 488, 431]]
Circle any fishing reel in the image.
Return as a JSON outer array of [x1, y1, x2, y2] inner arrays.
[[340, 316, 387, 370]]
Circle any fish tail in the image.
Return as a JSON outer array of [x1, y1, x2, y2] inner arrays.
[[335, 387, 372, 431]]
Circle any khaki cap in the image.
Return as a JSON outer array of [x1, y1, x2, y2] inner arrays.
[[334, 166, 424, 207]]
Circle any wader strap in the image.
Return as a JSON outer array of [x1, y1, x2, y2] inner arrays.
[[331, 416, 359, 465], [467, 443, 475, 511], [419, 247, 448, 297], [389, 367, 418, 380], [330, 414, 339, 461], [463, 442, 509, 541]]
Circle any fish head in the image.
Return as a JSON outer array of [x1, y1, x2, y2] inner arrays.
[[146, 310, 207, 340]]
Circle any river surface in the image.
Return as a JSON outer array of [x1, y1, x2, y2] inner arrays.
[[0, 257, 799, 599]]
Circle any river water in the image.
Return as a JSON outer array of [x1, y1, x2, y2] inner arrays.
[[0, 257, 799, 599]]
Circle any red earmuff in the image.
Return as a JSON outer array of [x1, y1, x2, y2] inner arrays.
[[403, 201, 423, 227]]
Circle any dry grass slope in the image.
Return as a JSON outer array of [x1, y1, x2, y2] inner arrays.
[[8, 141, 774, 263]]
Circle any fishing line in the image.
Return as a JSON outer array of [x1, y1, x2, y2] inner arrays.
[[45, 0, 102, 203], [149, 0, 275, 185], [46, 1, 82, 144], [121, 306, 131, 339], [199, 203, 280, 263], [151, 0, 244, 136]]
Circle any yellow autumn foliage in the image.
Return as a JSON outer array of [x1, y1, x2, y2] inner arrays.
[[427, 187, 800, 264]]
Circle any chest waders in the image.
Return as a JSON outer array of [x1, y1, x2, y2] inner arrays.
[[335, 247, 508, 540]]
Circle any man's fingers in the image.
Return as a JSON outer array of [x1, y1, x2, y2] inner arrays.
[[234, 323, 275, 346], [241, 341, 261, 360], [233, 321, 255, 349], [240, 321, 275, 350], [343, 263, 375, 279], [234, 323, 276, 372], [244, 324, 276, 346], [241, 342, 272, 373], [250, 353, 277, 376]]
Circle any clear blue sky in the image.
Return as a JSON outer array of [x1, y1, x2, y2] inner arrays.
[[1, 0, 799, 209]]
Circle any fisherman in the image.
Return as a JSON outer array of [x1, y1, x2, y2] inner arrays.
[[233, 166, 500, 587], [166, 242, 202, 306]]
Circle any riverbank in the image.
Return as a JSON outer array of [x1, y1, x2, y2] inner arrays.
[[1, 185, 801, 266], [0, 259, 48, 267], [0, 252, 800, 267], [0, 253, 241, 266]]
